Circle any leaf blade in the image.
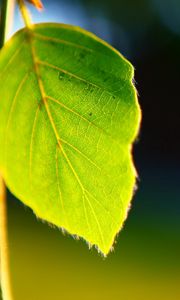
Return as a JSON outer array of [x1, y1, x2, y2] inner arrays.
[[0, 23, 141, 255]]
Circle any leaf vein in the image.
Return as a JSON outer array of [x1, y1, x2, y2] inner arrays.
[[60, 137, 101, 170], [0, 43, 24, 78], [38, 60, 103, 90], [57, 145, 106, 249], [46, 95, 107, 137], [27, 30, 106, 250], [85, 190, 118, 226], [33, 32, 93, 53], [5, 72, 29, 170], [29, 105, 40, 187], [55, 147, 69, 228]]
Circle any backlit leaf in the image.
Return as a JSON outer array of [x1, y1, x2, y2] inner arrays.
[[0, 23, 141, 255]]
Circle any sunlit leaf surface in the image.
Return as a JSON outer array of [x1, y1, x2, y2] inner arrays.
[[0, 23, 141, 254]]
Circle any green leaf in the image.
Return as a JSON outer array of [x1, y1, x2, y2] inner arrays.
[[0, 23, 141, 255]]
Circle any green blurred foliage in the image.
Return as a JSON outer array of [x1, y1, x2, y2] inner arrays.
[[5, 173, 179, 300]]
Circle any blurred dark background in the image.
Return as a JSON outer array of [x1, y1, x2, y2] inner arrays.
[[0, 0, 180, 299]]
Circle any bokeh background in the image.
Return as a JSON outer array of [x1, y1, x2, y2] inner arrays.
[[0, 0, 180, 299]]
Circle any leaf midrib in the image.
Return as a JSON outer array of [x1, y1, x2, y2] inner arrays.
[[26, 28, 106, 249]]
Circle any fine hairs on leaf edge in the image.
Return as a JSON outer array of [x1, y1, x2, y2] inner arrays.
[[20, 155, 138, 258]]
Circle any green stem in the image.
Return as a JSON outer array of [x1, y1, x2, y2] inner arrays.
[[17, 0, 32, 28], [0, 0, 15, 48], [0, 176, 14, 300], [0, 1, 15, 299]]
